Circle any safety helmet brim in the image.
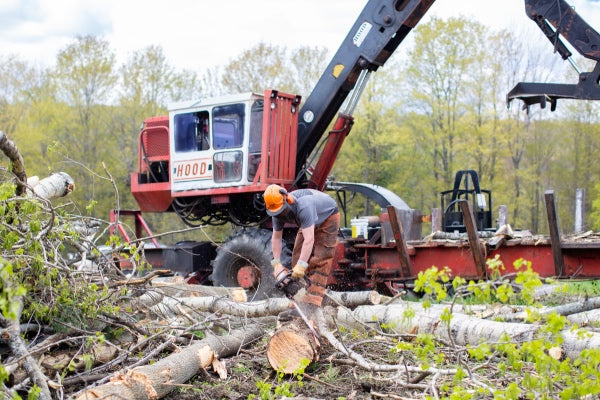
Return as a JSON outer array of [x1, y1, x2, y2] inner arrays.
[[266, 202, 288, 217]]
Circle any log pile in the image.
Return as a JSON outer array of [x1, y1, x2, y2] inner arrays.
[[4, 275, 600, 399]]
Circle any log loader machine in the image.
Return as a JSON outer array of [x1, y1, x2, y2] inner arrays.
[[113, 0, 600, 298]]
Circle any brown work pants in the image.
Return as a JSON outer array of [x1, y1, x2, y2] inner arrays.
[[291, 212, 340, 307]]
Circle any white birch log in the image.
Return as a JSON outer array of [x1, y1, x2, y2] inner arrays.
[[500, 296, 600, 322], [144, 290, 384, 320], [28, 172, 74, 200], [323, 290, 381, 308], [151, 282, 248, 302], [567, 308, 600, 327], [133, 284, 248, 311], [337, 304, 600, 360], [148, 296, 292, 319]]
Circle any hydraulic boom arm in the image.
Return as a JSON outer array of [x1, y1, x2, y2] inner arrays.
[[295, 0, 436, 179]]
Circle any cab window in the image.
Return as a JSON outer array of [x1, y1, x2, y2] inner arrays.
[[174, 111, 210, 152], [213, 103, 245, 149]]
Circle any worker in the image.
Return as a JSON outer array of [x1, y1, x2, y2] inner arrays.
[[263, 184, 340, 320]]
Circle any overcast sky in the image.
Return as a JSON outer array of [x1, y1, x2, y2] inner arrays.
[[1, 0, 599, 73]]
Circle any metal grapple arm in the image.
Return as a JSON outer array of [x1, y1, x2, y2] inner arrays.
[[507, 0, 600, 111]]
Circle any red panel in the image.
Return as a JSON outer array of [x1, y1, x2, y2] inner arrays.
[[260, 90, 299, 185], [488, 245, 556, 277], [329, 239, 600, 288], [130, 173, 172, 212]]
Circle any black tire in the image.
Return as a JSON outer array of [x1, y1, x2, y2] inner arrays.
[[211, 228, 291, 300]]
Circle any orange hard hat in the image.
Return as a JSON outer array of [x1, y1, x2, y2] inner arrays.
[[264, 184, 288, 216]]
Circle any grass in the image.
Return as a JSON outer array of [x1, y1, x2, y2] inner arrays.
[[561, 280, 600, 296]]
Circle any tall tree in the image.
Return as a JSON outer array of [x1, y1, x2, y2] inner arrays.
[[289, 46, 330, 98], [220, 43, 327, 96], [52, 35, 118, 208], [402, 16, 483, 211], [0, 55, 39, 136]]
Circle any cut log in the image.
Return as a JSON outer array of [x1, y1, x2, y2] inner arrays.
[[74, 324, 265, 400], [28, 172, 74, 200], [267, 320, 320, 374], [323, 290, 381, 308], [567, 308, 600, 327], [500, 295, 600, 322]]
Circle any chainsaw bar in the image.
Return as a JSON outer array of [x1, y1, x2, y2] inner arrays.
[[290, 298, 321, 340]]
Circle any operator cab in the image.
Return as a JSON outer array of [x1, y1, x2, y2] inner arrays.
[[169, 92, 264, 193], [132, 90, 299, 221]]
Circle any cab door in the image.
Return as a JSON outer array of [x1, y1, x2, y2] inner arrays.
[[170, 110, 214, 192]]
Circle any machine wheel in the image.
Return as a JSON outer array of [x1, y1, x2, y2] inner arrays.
[[211, 228, 291, 300]]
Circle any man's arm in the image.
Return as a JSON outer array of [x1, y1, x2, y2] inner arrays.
[[271, 229, 286, 278], [291, 225, 314, 278], [298, 225, 315, 264], [272, 229, 283, 260]]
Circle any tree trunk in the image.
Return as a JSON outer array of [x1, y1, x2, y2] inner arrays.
[[501, 296, 600, 322], [267, 320, 320, 374], [74, 324, 265, 400], [567, 308, 600, 328]]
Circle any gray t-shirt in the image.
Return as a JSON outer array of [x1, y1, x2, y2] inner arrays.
[[272, 189, 338, 231]]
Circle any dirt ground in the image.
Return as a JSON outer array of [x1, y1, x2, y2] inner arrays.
[[163, 338, 415, 400]]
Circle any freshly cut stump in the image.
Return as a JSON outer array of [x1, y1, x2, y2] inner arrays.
[[267, 321, 320, 373]]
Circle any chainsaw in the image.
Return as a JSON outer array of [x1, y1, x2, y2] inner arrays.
[[274, 269, 321, 340]]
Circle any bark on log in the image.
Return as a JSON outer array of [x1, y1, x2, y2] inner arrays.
[[151, 282, 248, 302], [500, 296, 600, 322], [337, 304, 600, 360], [567, 308, 600, 327], [136, 288, 379, 316], [74, 324, 265, 400], [267, 320, 320, 374]]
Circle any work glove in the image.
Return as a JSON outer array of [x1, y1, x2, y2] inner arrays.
[[271, 259, 284, 278], [291, 260, 309, 279]]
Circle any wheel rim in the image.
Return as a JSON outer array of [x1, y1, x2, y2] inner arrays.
[[237, 265, 261, 289]]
